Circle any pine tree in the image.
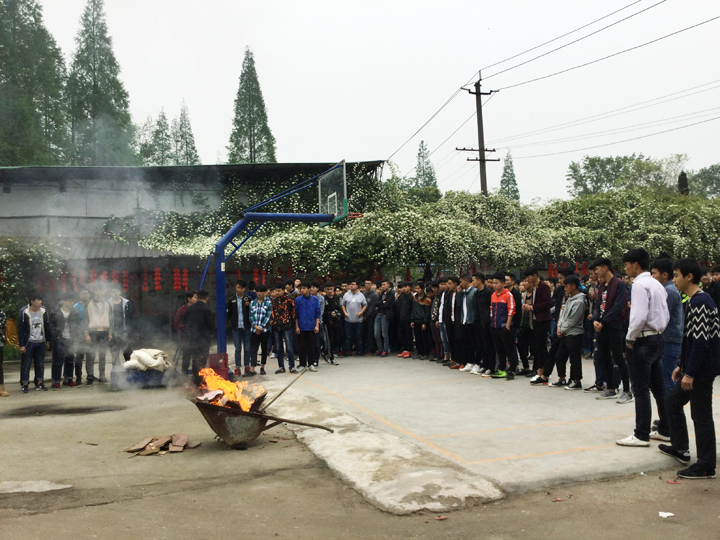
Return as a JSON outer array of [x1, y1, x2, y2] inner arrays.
[[0, 0, 68, 165], [170, 101, 200, 165], [678, 170, 689, 196], [150, 109, 172, 166], [227, 48, 276, 163], [133, 115, 154, 166], [66, 0, 134, 165], [413, 140, 437, 188], [499, 151, 520, 201]]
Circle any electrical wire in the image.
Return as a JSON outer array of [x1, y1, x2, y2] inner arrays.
[[488, 79, 720, 144], [513, 115, 720, 159], [483, 0, 667, 80], [496, 15, 720, 91]]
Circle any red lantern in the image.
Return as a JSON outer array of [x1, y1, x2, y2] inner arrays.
[[38, 275, 44, 292], [111, 270, 119, 284], [182, 268, 189, 291], [142, 269, 149, 292], [173, 268, 181, 292], [575, 262, 579, 273], [89, 269, 97, 283], [287, 266, 292, 278], [236, 269, 241, 280], [406, 266, 411, 281], [122, 269, 129, 292], [100, 270, 108, 283], [581, 261, 588, 275], [261, 269, 267, 285], [60, 270, 67, 293], [379, 269, 383, 280], [154, 267, 162, 291], [71, 270, 77, 292], [253, 268, 259, 283], [472, 264, 477, 274], [49, 277, 57, 292]]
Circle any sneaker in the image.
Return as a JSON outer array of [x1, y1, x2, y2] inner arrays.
[[491, 370, 507, 378], [470, 365, 482, 375], [530, 377, 548, 386], [550, 379, 567, 388], [402, 351, 411, 358], [275, 368, 286, 374], [677, 463, 716, 479], [234, 367, 242, 376], [245, 370, 256, 377], [396, 352, 405, 357], [380, 352, 388, 358], [524, 370, 535, 378], [652, 419, 660, 431], [505, 371, 515, 380], [21, 385, 29, 394], [481, 371, 494, 378], [269, 352, 277, 359], [565, 381, 583, 390], [658, 444, 691, 464], [86, 378, 94, 386], [289, 367, 298, 374], [448, 363, 462, 370], [459, 364, 475, 372], [98, 377, 108, 383], [330, 359, 339, 365], [616, 434, 650, 447], [583, 384, 604, 393], [68, 380, 77, 387], [260, 368, 267, 375], [62, 379, 70, 386], [37, 383, 47, 391], [649, 430, 670, 442], [596, 390, 618, 400], [52, 382, 61, 390], [441, 360, 453, 366], [309, 365, 318, 372], [616, 392, 634, 404], [529, 374, 541, 383]]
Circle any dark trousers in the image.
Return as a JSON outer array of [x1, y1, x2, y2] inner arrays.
[[666, 374, 716, 469], [363, 315, 377, 353], [109, 333, 132, 366], [344, 322, 363, 354], [326, 324, 340, 357], [398, 320, 412, 353], [21, 342, 46, 385], [232, 328, 252, 368], [250, 331, 269, 367], [298, 330, 316, 367], [273, 328, 295, 369], [189, 346, 209, 386], [412, 322, 430, 356], [478, 323, 495, 371], [517, 326, 534, 369], [597, 326, 630, 392], [180, 345, 192, 374], [430, 322, 444, 359], [458, 323, 477, 365], [490, 327, 518, 372], [543, 333, 562, 376], [555, 334, 583, 380], [86, 330, 109, 380], [0, 347, 3, 385], [51, 338, 75, 383], [446, 321, 458, 361], [627, 335, 668, 441], [532, 320, 550, 372]]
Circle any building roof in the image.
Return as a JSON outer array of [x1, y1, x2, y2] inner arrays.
[[0, 236, 173, 260]]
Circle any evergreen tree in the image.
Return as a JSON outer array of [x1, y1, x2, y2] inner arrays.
[[678, 170, 689, 196], [0, 0, 68, 165], [499, 151, 520, 200], [227, 48, 276, 163], [133, 115, 154, 166], [413, 140, 437, 188], [150, 109, 171, 166], [170, 101, 200, 165], [66, 0, 134, 165]]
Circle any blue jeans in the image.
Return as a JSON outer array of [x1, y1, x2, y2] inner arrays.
[[661, 341, 681, 393], [627, 335, 667, 441], [21, 342, 46, 385], [232, 328, 252, 368], [374, 314, 390, 353], [344, 321, 363, 354], [273, 328, 295, 369], [438, 322, 450, 356]]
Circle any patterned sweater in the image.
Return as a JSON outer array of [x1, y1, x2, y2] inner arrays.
[[680, 291, 720, 379]]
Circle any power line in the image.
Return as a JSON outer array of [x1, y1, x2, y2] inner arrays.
[[484, 0, 667, 80], [513, 116, 720, 159], [477, 0, 645, 74], [497, 15, 720, 91], [488, 79, 720, 144]]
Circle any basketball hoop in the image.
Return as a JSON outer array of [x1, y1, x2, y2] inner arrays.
[[346, 212, 364, 219]]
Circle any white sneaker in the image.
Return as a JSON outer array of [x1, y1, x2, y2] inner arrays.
[[481, 370, 493, 378], [269, 352, 277, 359], [649, 430, 671, 442], [616, 434, 650, 447], [470, 365, 481, 375], [460, 364, 475, 372], [309, 365, 318, 372]]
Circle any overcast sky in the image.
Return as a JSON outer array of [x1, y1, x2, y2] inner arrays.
[[41, 0, 719, 203]]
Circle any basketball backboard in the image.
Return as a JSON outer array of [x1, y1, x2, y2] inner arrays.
[[318, 161, 347, 227]]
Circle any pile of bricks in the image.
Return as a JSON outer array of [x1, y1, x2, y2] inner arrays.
[[124, 434, 201, 456]]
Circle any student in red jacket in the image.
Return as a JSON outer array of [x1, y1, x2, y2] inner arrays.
[[490, 271, 518, 380], [523, 267, 553, 385]]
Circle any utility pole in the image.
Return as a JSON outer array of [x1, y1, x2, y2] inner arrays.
[[456, 73, 498, 195]]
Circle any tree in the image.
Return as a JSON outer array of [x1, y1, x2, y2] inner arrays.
[[678, 170, 689, 196], [566, 154, 665, 197], [150, 109, 171, 165], [0, 0, 68, 166], [227, 48, 276, 163], [133, 115, 154, 166], [689, 164, 720, 199], [413, 140, 437, 188], [66, 0, 134, 165], [499, 151, 520, 200], [170, 101, 200, 165]]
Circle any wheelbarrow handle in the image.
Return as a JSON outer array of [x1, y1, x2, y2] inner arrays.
[[260, 412, 334, 433]]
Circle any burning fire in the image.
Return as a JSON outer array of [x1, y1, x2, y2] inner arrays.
[[199, 368, 265, 412]]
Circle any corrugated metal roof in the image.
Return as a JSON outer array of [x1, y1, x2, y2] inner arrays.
[[59, 237, 172, 260]]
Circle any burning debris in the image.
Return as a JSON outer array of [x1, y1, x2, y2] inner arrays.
[[125, 433, 201, 456], [197, 368, 266, 412]]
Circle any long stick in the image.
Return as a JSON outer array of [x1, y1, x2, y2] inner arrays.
[[260, 412, 334, 433], [259, 369, 306, 412]]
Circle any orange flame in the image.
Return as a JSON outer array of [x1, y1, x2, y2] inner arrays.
[[199, 368, 265, 412]]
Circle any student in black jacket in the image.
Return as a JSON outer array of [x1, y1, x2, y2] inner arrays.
[[472, 272, 496, 374], [395, 282, 414, 357], [375, 279, 396, 357], [186, 289, 215, 385], [50, 293, 82, 389]]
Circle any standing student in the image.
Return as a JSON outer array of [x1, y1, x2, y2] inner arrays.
[[322, 283, 340, 364], [457, 275, 478, 372], [410, 281, 432, 359], [516, 279, 535, 375], [108, 285, 134, 367], [363, 279, 379, 354], [310, 282, 326, 364], [616, 247, 670, 447], [375, 280, 395, 358], [84, 287, 111, 385], [472, 272, 495, 376], [436, 278, 451, 364], [295, 282, 321, 371], [590, 258, 631, 401], [72, 289, 91, 385], [659, 259, 719, 479], [19, 291, 52, 393], [489, 272, 517, 379], [185, 289, 215, 386], [396, 282, 414, 358], [272, 283, 297, 374], [523, 268, 552, 385], [0, 308, 7, 397], [554, 276, 586, 389], [341, 280, 367, 356], [227, 280, 252, 377], [429, 281, 444, 362], [50, 294, 81, 389], [650, 258, 684, 393], [249, 284, 272, 376], [444, 277, 461, 367], [174, 290, 197, 375]]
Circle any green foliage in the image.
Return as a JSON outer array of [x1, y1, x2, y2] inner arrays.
[[0, 239, 64, 317], [150, 109, 172, 165], [499, 151, 520, 201], [689, 164, 720, 199], [407, 186, 442, 204], [171, 101, 200, 166], [413, 140, 437, 188], [67, 0, 134, 165], [678, 170, 689, 196], [0, 0, 68, 166], [227, 48, 276, 164]]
